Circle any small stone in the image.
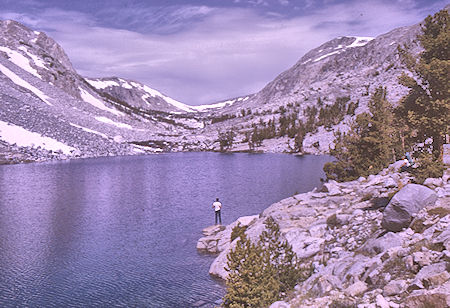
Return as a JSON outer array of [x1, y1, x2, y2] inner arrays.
[[375, 294, 390, 308], [269, 301, 290, 308], [383, 177, 397, 188], [404, 255, 415, 271], [423, 177, 443, 188], [424, 271, 450, 287], [383, 280, 406, 296], [345, 280, 368, 297], [413, 251, 432, 267], [441, 250, 450, 262]]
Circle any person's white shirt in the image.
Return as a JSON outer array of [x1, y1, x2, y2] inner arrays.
[[213, 201, 222, 211], [403, 158, 411, 167]]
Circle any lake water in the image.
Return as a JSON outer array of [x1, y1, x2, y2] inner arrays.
[[0, 153, 332, 307]]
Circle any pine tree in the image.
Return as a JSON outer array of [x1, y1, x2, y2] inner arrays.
[[259, 216, 306, 294], [223, 232, 279, 308], [324, 87, 399, 181], [397, 9, 450, 159], [218, 130, 235, 152], [223, 217, 311, 307]]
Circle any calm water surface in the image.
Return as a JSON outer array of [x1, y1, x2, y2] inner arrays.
[[0, 153, 332, 307]]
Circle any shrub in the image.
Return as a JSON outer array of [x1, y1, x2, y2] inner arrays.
[[410, 152, 445, 184]]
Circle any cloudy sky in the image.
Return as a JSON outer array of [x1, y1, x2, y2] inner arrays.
[[0, 0, 446, 105]]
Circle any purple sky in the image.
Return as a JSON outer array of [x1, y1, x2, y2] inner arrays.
[[0, 0, 447, 105]]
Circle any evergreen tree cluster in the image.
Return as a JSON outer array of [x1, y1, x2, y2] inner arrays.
[[246, 96, 356, 153], [317, 96, 351, 128], [397, 8, 449, 159], [223, 217, 311, 308], [324, 87, 400, 181], [324, 8, 449, 182], [218, 130, 236, 152]]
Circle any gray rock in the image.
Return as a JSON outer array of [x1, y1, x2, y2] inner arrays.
[[322, 180, 342, 195], [383, 279, 406, 296], [413, 262, 448, 288], [423, 177, 443, 188], [382, 184, 437, 232], [375, 294, 390, 308], [269, 301, 290, 308], [383, 177, 397, 188], [345, 280, 368, 297], [359, 232, 403, 255], [202, 224, 226, 236], [433, 229, 450, 251], [405, 285, 450, 308]]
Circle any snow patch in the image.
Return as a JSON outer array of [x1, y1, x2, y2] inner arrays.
[[18, 46, 47, 69], [86, 79, 121, 89], [0, 63, 52, 105], [313, 50, 341, 62], [389, 41, 396, 46], [193, 99, 236, 111], [95, 116, 133, 130], [0, 46, 41, 78], [0, 120, 76, 155], [79, 88, 123, 116], [129, 81, 195, 113], [347, 36, 374, 48], [175, 118, 205, 129], [69, 123, 109, 139], [142, 93, 151, 103], [119, 79, 133, 89]]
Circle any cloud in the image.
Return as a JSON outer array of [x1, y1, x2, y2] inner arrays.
[[0, 0, 447, 105]]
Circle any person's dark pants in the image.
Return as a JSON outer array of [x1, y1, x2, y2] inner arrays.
[[215, 210, 222, 224]]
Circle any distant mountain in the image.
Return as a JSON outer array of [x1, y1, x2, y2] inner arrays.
[[203, 25, 421, 153], [0, 19, 211, 162], [0, 9, 433, 163]]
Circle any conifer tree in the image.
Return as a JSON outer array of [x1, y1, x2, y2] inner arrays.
[[324, 87, 399, 181], [259, 216, 305, 294], [223, 232, 279, 308], [397, 9, 450, 159], [223, 217, 310, 307]]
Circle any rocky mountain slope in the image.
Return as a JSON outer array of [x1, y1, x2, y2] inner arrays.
[[198, 164, 450, 307], [0, 12, 431, 162], [200, 25, 422, 154], [0, 20, 214, 163]]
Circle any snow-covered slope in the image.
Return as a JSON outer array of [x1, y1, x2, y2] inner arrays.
[[0, 19, 209, 161], [86, 77, 198, 114]]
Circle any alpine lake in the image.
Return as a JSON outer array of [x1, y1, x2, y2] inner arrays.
[[0, 152, 332, 307]]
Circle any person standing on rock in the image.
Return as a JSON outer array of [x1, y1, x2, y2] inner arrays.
[[212, 198, 222, 225]]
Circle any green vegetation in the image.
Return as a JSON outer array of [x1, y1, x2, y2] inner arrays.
[[324, 87, 400, 181], [325, 9, 449, 182], [223, 217, 311, 308], [397, 9, 449, 160], [409, 152, 446, 184], [218, 130, 235, 152]]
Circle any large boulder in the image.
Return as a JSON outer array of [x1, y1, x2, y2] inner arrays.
[[382, 184, 437, 232]]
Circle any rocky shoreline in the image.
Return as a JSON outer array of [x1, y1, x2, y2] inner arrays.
[[197, 161, 450, 307]]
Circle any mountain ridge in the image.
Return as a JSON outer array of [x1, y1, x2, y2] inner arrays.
[[0, 10, 434, 163]]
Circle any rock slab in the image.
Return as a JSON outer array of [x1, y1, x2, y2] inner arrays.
[[382, 184, 437, 232]]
